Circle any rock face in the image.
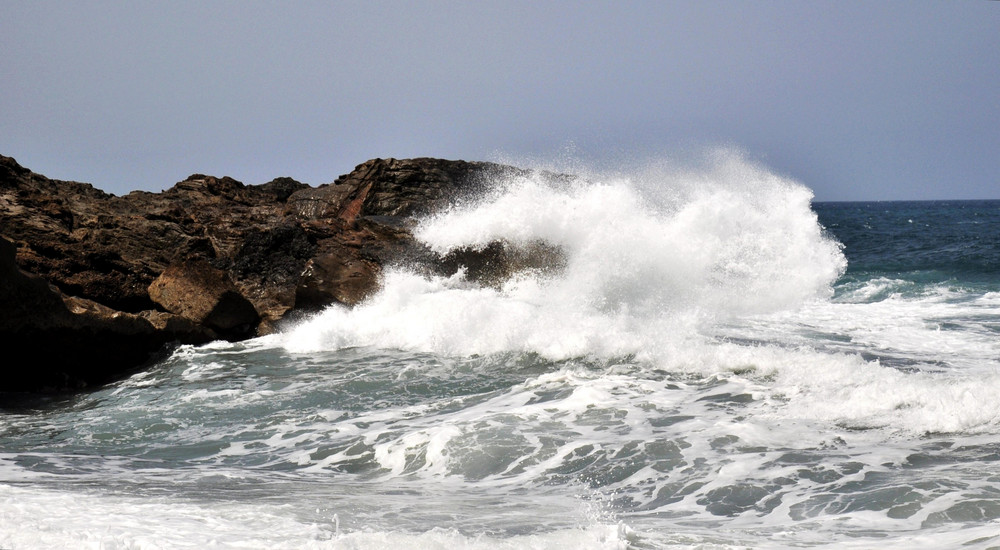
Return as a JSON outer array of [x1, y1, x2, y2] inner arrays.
[[294, 252, 381, 311], [148, 259, 260, 339], [0, 237, 214, 391], [0, 154, 546, 392]]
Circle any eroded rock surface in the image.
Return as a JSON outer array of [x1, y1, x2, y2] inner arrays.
[[1, 154, 556, 391], [0, 237, 214, 391], [148, 259, 260, 339]]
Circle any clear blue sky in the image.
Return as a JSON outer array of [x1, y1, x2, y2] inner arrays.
[[2, 1, 997, 201]]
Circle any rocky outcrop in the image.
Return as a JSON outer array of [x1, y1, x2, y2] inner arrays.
[[0, 237, 214, 391], [148, 259, 260, 339], [294, 252, 381, 312], [1, 154, 546, 392]]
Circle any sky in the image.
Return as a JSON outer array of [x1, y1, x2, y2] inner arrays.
[[1, 1, 997, 201]]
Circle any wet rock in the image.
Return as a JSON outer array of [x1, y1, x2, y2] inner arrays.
[[229, 223, 316, 323], [436, 240, 568, 288], [295, 250, 382, 309]]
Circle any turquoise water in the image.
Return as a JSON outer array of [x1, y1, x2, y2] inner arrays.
[[3, 157, 1000, 549]]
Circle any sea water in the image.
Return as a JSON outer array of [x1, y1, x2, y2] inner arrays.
[[2, 151, 1000, 549]]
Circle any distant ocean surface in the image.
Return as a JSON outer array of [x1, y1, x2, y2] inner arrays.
[[3, 154, 1000, 549]]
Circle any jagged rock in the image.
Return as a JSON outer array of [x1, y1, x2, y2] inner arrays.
[[0, 153, 567, 392], [148, 259, 259, 338], [1, 155, 513, 321], [0, 237, 213, 392], [229, 223, 315, 322], [336, 157, 527, 221]]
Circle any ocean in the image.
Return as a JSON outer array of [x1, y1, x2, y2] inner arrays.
[[2, 153, 1000, 549]]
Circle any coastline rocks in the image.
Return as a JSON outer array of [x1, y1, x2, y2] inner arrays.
[[437, 241, 568, 289], [0, 237, 214, 392], [2, 153, 547, 392], [148, 259, 259, 339], [295, 252, 381, 310], [0, 237, 70, 327]]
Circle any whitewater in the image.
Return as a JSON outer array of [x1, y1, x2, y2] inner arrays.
[[3, 151, 1000, 549]]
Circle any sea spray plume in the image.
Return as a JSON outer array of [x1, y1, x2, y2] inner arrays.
[[417, 148, 846, 316], [283, 151, 846, 359], [633, 148, 848, 314]]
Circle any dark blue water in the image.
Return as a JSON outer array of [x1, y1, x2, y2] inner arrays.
[[816, 200, 1000, 289]]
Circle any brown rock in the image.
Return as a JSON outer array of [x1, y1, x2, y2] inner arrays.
[[138, 310, 218, 341], [0, 237, 213, 392], [148, 259, 259, 337], [295, 251, 381, 309], [0, 153, 574, 391], [1, 154, 537, 327]]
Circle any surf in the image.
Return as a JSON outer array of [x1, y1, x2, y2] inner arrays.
[[283, 149, 846, 361]]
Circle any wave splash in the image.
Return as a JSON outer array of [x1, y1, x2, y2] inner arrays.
[[283, 149, 846, 360]]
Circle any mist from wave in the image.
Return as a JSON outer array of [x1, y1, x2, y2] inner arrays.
[[284, 149, 846, 360]]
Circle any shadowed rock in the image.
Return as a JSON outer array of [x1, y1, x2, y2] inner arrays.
[[295, 251, 381, 310], [436, 240, 568, 288], [148, 259, 259, 339], [0, 237, 214, 392]]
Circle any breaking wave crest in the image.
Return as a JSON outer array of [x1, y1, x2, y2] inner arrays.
[[284, 150, 846, 361]]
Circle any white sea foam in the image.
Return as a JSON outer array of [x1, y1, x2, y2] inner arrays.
[[7, 156, 1000, 548], [283, 150, 845, 360], [278, 152, 1000, 440], [0, 483, 634, 550]]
